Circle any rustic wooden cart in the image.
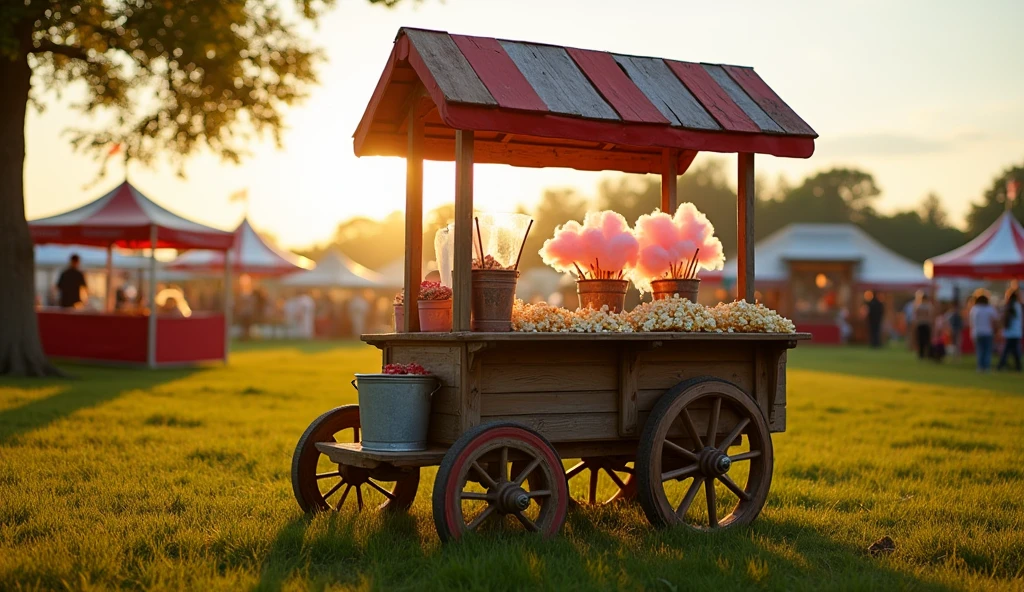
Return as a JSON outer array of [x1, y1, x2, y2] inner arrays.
[[292, 28, 815, 541]]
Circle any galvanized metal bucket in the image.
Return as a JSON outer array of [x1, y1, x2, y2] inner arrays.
[[352, 374, 440, 451]]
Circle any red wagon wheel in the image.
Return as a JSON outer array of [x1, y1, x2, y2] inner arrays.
[[563, 457, 636, 506], [637, 378, 773, 530], [432, 422, 569, 542], [292, 405, 419, 513]]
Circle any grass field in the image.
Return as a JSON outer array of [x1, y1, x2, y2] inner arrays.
[[1, 341, 1022, 591]]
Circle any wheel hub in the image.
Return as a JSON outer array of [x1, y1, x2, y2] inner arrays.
[[698, 447, 731, 477], [494, 482, 530, 514], [339, 464, 369, 485]]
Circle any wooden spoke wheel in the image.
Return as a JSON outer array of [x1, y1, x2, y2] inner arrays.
[[432, 422, 569, 542], [637, 378, 773, 530], [563, 457, 637, 506], [291, 405, 419, 513]]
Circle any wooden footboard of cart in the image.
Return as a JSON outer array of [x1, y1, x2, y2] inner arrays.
[[364, 332, 807, 457]]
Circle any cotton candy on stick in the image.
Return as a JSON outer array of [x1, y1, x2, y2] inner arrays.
[[631, 204, 725, 293], [540, 211, 639, 279]]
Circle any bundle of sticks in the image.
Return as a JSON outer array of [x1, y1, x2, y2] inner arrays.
[[572, 259, 625, 280], [667, 248, 701, 280], [474, 216, 534, 271]]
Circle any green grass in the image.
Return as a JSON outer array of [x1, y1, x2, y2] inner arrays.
[[1, 341, 1022, 591]]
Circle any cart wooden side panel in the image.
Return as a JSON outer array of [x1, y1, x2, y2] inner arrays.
[[370, 333, 801, 448]]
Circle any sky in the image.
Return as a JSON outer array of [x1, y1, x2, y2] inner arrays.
[[22, 0, 1024, 250]]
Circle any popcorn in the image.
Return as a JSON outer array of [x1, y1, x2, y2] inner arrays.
[[625, 296, 718, 332], [710, 300, 796, 333], [473, 255, 511, 270]]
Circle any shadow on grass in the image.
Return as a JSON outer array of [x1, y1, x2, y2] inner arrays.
[[0, 364, 197, 444], [252, 503, 954, 591], [789, 345, 1023, 396]]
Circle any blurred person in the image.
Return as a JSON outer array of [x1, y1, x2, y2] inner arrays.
[[997, 288, 1022, 372], [348, 290, 371, 336], [930, 311, 948, 362], [865, 290, 884, 348], [902, 298, 915, 349], [969, 292, 999, 372], [56, 254, 87, 308], [911, 291, 934, 360], [947, 301, 964, 361], [236, 275, 255, 340], [284, 291, 316, 339]]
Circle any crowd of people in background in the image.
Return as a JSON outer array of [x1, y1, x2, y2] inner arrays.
[[234, 281, 386, 341]]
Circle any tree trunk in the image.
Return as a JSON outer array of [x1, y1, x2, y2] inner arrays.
[[0, 26, 61, 377]]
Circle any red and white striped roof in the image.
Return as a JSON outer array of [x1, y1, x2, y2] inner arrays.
[[925, 212, 1024, 279], [169, 218, 314, 276], [30, 181, 234, 250], [355, 28, 816, 174]]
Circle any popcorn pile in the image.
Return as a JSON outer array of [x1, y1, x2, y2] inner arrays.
[[625, 296, 718, 332], [511, 296, 796, 334], [710, 300, 796, 333], [473, 255, 511, 270]]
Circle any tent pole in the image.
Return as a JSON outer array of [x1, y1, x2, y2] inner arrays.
[[404, 102, 424, 332], [737, 153, 756, 303], [224, 248, 232, 363], [147, 224, 158, 368], [661, 149, 678, 214], [105, 244, 114, 312], [453, 130, 474, 332]]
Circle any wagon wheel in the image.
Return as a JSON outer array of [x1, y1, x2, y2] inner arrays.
[[562, 457, 637, 505], [432, 422, 569, 542], [292, 405, 419, 513], [637, 378, 773, 530]]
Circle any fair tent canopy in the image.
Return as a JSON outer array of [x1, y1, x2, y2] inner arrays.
[[924, 212, 1024, 279], [281, 251, 393, 290], [169, 218, 313, 276], [712, 224, 929, 290]]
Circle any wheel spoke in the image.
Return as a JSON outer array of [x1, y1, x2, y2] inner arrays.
[[604, 468, 628, 491], [565, 461, 587, 480], [526, 489, 551, 498], [317, 470, 342, 480], [720, 418, 750, 451], [514, 511, 539, 532], [663, 439, 699, 461], [366, 479, 396, 500], [466, 505, 495, 531], [352, 426, 360, 443], [681, 409, 704, 449], [337, 484, 353, 509], [514, 458, 541, 486], [676, 476, 704, 517], [661, 464, 699, 482], [706, 481, 718, 528], [729, 450, 761, 462], [471, 461, 498, 488], [355, 484, 364, 510], [499, 447, 509, 482], [718, 474, 750, 501], [707, 397, 721, 448], [589, 467, 599, 504], [461, 491, 490, 501], [322, 480, 345, 500]]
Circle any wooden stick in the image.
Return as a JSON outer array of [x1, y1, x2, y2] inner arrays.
[[513, 219, 533, 271], [474, 216, 486, 266], [687, 248, 700, 279], [573, 261, 586, 280]]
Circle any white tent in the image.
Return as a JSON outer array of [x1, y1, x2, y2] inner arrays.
[[169, 218, 314, 276], [35, 244, 151, 270], [718, 224, 929, 290], [281, 251, 389, 290]]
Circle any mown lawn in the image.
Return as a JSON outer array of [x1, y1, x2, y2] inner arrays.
[[0, 341, 1022, 591]]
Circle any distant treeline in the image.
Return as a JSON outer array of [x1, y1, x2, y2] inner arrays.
[[299, 159, 1024, 271]]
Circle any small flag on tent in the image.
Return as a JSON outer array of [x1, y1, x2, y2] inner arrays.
[[1008, 179, 1020, 202]]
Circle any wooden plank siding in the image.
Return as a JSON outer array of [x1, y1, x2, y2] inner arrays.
[[666, 61, 760, 133], [722, 65, 816, 136], [404, 29, 496, 106], [500, 41, 620, 120], [450, 35, 549, 112], [612, 55, 720, 130], [565, 48, 669, 124]]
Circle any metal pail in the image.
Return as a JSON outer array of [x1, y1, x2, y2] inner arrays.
[[651, 278, 701, 303], [352, 374, 440, 451]]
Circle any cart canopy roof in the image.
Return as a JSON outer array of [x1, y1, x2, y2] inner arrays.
[[29, 181, 234, 250], [354, 28, 816, 174]]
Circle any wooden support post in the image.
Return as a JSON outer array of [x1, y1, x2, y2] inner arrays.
[[104, 244, 114, 312], [661, 149, 678, 214], [223, 248, 232, 363], [404, 105, 424, 332], [146, 224, 158, 368], [453, 130, 474, 332], [737, 153, 756, 303]]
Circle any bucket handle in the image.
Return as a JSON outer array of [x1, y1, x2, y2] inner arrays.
[[351, 379, 357, 392]]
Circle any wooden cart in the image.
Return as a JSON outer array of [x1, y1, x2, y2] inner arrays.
[[291, 28, 816, 541]]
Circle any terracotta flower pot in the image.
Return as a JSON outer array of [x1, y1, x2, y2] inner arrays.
[[651, 278, 701, 303], [471, 269, 519, 332], [394, 304, 405, 332], [577, 279, 629, 313], [418, 299, 452, 332]]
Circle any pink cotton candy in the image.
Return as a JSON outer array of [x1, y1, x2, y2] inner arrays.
[[540, 210, 639, 277], [630, 204, 725, 293]]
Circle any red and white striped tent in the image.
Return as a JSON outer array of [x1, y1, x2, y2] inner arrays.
[[169, 218, 314, 276], [925, 212, 1024, 279], [30, 181, 234, 250]]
